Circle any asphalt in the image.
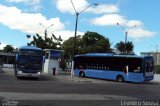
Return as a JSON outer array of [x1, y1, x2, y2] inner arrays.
[[55, 70, 160, 84], [0, 68, 160, 106]]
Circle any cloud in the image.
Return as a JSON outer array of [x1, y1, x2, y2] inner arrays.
[[6, 0, 40, 5], [0, 4, 83, 41], [91, 14, 127, 26], [87, 4, 119, 14], [0, 43, 7, 50], [54, 30, 84, 41], [6, 0, 28, 3], [0, 42, 17, 50], [90, 13, 156, 40], [5, 0, 42, 12], [0, 5, 62, 35], [54, 0, 119, 14], [55, 0, 88, 14], [126, 20, 143, 27], [128, 28, 156, 39]]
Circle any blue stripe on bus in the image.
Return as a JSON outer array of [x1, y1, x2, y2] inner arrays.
[[74, 69, 146, 83]]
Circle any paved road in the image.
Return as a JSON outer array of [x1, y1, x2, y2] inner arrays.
[[0, 71, 160, 106]]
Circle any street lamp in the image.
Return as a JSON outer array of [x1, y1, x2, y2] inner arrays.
[[117, 23, 136, 54], [70, 0, 98, 56], [39, 23, 53, 36]]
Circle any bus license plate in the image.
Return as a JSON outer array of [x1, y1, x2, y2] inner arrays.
[[28, 74, 32, 77]]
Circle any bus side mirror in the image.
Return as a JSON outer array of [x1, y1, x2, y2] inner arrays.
[[15, 54, 19, 63]]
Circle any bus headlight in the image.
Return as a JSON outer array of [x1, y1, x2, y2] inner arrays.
[[37, 72, 41, 75], [18, 71, 22, 74]]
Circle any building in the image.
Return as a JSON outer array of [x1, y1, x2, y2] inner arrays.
[[141, 52, 160, 65], [0, 52, 15, 68]]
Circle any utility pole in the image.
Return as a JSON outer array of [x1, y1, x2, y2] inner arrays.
[[70, 0, 98, 56], [70, 0, 98, 78]]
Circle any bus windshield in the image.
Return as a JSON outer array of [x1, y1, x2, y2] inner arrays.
[[18, 55, 42, 70], [144, 57, 154, 73]]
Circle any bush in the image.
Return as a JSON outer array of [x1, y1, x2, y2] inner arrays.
[[59, 58, 66, 71]]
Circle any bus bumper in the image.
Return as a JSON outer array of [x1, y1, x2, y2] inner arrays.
[[17, 71, 42, 78], [145, 76, 154, 81]]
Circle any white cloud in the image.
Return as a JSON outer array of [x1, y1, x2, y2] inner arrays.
[[6, 0, 40, 5], [6, 0, 42, 12], [54, 0, 119, 14], [0, 4, 83, 41], [128, 28, 156, 39], [6, 0, 28, 3], [55, 0, 88, 14], [87, 4, 119, 14], [54, 30, 84, 41], [0, 5, 62, 36], [91, 14, 127, 26], [126, 20, 143, 27], [90, 13, 156, 40], [0, 43, 16, 50], [0, 43, 7, 50]]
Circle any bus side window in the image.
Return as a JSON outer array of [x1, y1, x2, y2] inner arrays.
[[104, 66, 107, 70], [102, 64, 104, 70]]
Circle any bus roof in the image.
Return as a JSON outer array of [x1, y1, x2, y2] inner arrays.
[[19, 46, 42, 51], [74, 53, 151, 59]]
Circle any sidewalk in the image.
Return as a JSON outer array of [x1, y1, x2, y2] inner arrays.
[[56, 71, 160, 83], [55, 71, 93, 82], [152, 74, 160, 83]]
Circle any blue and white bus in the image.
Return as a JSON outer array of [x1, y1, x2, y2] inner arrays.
[[15, 46, 44, 78], [74, 53, 154, 83]]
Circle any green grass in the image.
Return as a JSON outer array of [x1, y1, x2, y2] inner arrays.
[[155, 65, 160, 74]]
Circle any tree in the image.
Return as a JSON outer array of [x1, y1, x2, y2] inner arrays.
[[81, 31, 111, 54], [126, 41, 134, 54], [28, 33, 62, 50], [59, 58, 67, 71], [62, 35, 82, 59], [115, 41, 134, 54], [115, 41, 125, 54], [62, 31, 111, 59], [3, 45, 14, 53]]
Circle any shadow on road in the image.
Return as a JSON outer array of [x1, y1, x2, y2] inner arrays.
[[16, 75, 56, 81]]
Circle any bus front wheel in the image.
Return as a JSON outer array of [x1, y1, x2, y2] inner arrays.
[[79, 72, 85, 77], [116, 75, 124, 82]]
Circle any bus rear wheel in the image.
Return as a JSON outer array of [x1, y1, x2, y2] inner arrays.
[[79, 72, 85, 77], [116, 75, 124, 82]]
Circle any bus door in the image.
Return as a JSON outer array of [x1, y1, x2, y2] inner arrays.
[[144, 57, 154, 77]]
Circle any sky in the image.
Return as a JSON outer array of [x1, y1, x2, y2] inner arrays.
[[0, 0, 160, 55]]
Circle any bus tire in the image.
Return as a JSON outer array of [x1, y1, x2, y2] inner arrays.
[[16, 76, 21, 79], [116, 75, 124, 82], [79, 71, 85, 77]]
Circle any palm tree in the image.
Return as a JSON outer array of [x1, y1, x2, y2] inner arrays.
[[115, 41, 125, 54], [126, 41, 134, 54], [115, 41, 134, 54]]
